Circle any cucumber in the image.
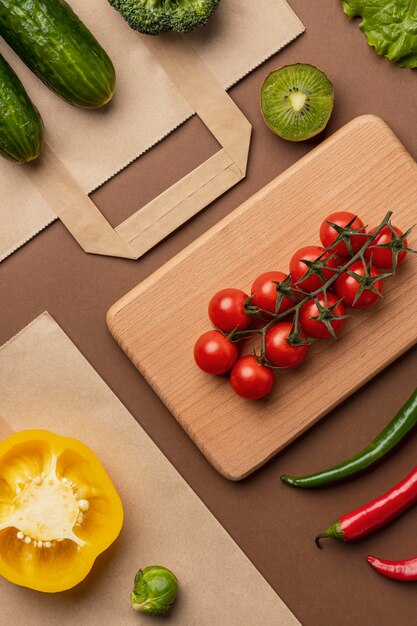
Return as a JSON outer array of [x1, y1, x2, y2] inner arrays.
[[0, 0, 116, 109], [0, 52, 44, 163]]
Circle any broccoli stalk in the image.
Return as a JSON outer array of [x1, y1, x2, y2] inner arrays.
[[108, 0, 221, 36]]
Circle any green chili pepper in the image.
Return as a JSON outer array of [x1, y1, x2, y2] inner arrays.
[[281, 387, 417, 488]]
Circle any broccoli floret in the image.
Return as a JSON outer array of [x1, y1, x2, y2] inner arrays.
[[169, 0, 220, 33], [108, 0, 220, 36]]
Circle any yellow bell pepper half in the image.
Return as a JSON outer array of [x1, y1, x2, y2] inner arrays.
[[0, 430, 123, 593]]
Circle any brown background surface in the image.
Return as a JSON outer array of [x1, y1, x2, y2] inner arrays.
[[1, 1, 417, 625]]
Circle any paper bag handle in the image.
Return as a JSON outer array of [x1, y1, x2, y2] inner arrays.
[[25, 32, 251, 260]]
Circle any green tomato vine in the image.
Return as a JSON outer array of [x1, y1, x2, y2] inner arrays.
[[233, 211, 415, 366]]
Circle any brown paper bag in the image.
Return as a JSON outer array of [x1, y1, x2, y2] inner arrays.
[[0, 0, 304, 261], [0, 313, 300, 625]]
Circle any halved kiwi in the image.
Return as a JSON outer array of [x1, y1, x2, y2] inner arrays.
[[260, 63, 334, 142]]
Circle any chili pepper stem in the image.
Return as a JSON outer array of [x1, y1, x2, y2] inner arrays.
[[315, 520, 344, 548], [315, 534, 329, 549]]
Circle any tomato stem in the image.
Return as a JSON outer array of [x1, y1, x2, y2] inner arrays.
[[238, 211, 394, 355]]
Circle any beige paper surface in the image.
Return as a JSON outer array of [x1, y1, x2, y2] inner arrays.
[[22, 34, 252, 260], [0, 0, 304, 261], [0, 313, 300, 626]]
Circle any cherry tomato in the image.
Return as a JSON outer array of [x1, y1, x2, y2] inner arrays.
[[300, 292, 346, 339], [289, 246, 337, 292], [334, 254, 351, 269], [251, 271, 295, 314], [335, 260, 384, 309], [230, 355, 274, 400], [194, 330, 238, 375], [365, 225, 408, 270], [208, 288, 251, 332], [320, 211, 365, 256], [265, 322, 309, 368]]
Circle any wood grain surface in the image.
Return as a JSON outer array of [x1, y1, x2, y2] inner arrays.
[[107, 115, 417, 480]]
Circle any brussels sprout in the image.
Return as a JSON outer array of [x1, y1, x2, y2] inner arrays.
[[130, 565, 178, 616]]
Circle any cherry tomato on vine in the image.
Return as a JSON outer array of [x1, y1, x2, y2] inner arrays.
[[300, 292, 346, 339], [289, 246, 337, 292], [208, 288, 251, 332], [335, 260, 384, 309], [320, 211, 365, 256], [250, 271, 296, 314], [194, 330, 238, 375], [334, 254, 350, 269], [265, 322, 309, 368], [230, 355, 274, 400], [365, 225, 408, 270]]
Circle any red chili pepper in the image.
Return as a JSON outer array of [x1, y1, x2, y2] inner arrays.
[[315, 465, 417, 547], [367, 555, 417, 581]]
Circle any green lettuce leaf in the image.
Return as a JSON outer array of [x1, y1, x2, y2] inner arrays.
[[342, 0, 417, 67]]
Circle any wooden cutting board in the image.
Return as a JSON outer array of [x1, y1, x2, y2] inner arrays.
[[107, 115, 417, 481]]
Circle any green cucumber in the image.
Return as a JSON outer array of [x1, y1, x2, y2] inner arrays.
[[0, 52, 43, 163], [0, 0, 116, 109]]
